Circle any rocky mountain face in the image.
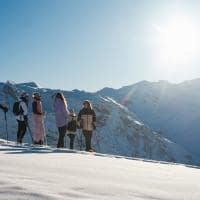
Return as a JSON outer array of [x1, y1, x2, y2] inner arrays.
[[97, 79, 200, 157]]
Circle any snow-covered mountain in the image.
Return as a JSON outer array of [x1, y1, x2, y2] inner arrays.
[[0, 141, 200, 200], [97, 79, 200, 157], [0, 81, 197, 165]]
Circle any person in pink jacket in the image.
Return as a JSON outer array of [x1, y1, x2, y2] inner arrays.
[[32, 92, 45, 145], [53, 92, 69, 148]]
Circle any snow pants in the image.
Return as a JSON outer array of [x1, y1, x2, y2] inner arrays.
[[32, 114, 45, 144], [57, 125, 67, 148], [17, 120, 27, 143], [83, 130, 93, 151], [67, 133, 76, 149]]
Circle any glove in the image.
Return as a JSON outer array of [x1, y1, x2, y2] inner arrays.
[[4, 107, 8, 113], [0, 104, 8, 113]]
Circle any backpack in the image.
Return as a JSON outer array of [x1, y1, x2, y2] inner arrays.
[[13, 101, 23, 116], [67, 120, 77, 132]]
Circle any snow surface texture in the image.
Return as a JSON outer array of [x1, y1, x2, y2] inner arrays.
[[0, 81, 198, 165], [0, 140, 200, 200]]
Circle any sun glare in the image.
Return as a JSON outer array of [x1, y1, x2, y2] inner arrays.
[[155, 16, 199, 71]]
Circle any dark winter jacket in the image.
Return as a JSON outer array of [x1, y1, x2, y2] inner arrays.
[[78, 108, 96, 131], [32, 101, 43, 115]]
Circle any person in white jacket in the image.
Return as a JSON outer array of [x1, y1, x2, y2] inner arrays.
[[16, 92, 29, 144]]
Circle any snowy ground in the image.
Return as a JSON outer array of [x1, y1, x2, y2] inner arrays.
[[1, 140, 200, 200]]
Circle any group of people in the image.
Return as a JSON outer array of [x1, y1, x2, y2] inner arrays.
[[15, 92, 96, 152]]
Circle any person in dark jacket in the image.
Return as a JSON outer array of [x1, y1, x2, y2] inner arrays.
[[78, 100, 96, 152], [16, 92, 29, 144], [66, 109, 77, 149]]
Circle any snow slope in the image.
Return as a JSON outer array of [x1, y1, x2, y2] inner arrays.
[[0, 140, 200, 200], [97, 79, 200, 156], [0, 81, 198, 165]]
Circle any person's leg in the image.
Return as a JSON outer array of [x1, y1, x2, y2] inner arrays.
[[57, 127, 62, 148], [17, 121, 26, 143], [88, 132, 92, 150], [38, 117, 45, 144], [71, 134, 75, 149], [68, 134, 75, 149], [17, 121, 21, 143], [39, 140, 43, 145], [83, 132, 88, 151], [83, 131, 92, 151], [57, 126, 66, 148], [19, 121, 27, 143]]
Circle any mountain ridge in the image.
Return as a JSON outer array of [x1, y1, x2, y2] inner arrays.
[[0, 80, 198, 165]]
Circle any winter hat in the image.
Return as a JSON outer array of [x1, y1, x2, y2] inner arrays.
[[69, 109, 76, 117], [32, 92, 41, 100], [83, 100, 93, 109], [20, 92, 29, 99], [83, 100, 91, 105]]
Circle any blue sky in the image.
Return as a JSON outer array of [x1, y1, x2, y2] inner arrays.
[[0, 0, 200, 91]]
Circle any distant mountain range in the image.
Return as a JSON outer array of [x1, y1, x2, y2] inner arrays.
[[97, 79, 200, 157], [0, 79, 200, 165]]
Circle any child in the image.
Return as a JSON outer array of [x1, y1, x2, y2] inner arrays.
[[67, 109, 77, 149]]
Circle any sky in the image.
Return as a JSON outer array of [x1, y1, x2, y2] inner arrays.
[[0, 0, 200, 91]]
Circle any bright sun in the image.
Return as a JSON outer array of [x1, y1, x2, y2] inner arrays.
[[155, 16, 199, 70]]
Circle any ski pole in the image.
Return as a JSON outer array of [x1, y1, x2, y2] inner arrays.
[[27, 122, 34, 144], [43, 125, 47, 146], [43, 114, 48, 146], [80, 129, 83, 151], [94, 130, 100, 152], [65, 134, 67, 148], [77, 129, 83, 151], [4, 112, 8, 143]]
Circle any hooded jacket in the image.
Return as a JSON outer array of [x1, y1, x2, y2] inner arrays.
[[54, 98, 69, 128], [78, 108, 96, 132]]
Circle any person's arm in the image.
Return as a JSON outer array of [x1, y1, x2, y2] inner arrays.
[[77, 109, 82, 122], [64, 106, 70, 121], [92, 110, 96, 129], [37, 101, 43, 115], [92, 110, 96, 122], [77, 109, 83, 128]]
